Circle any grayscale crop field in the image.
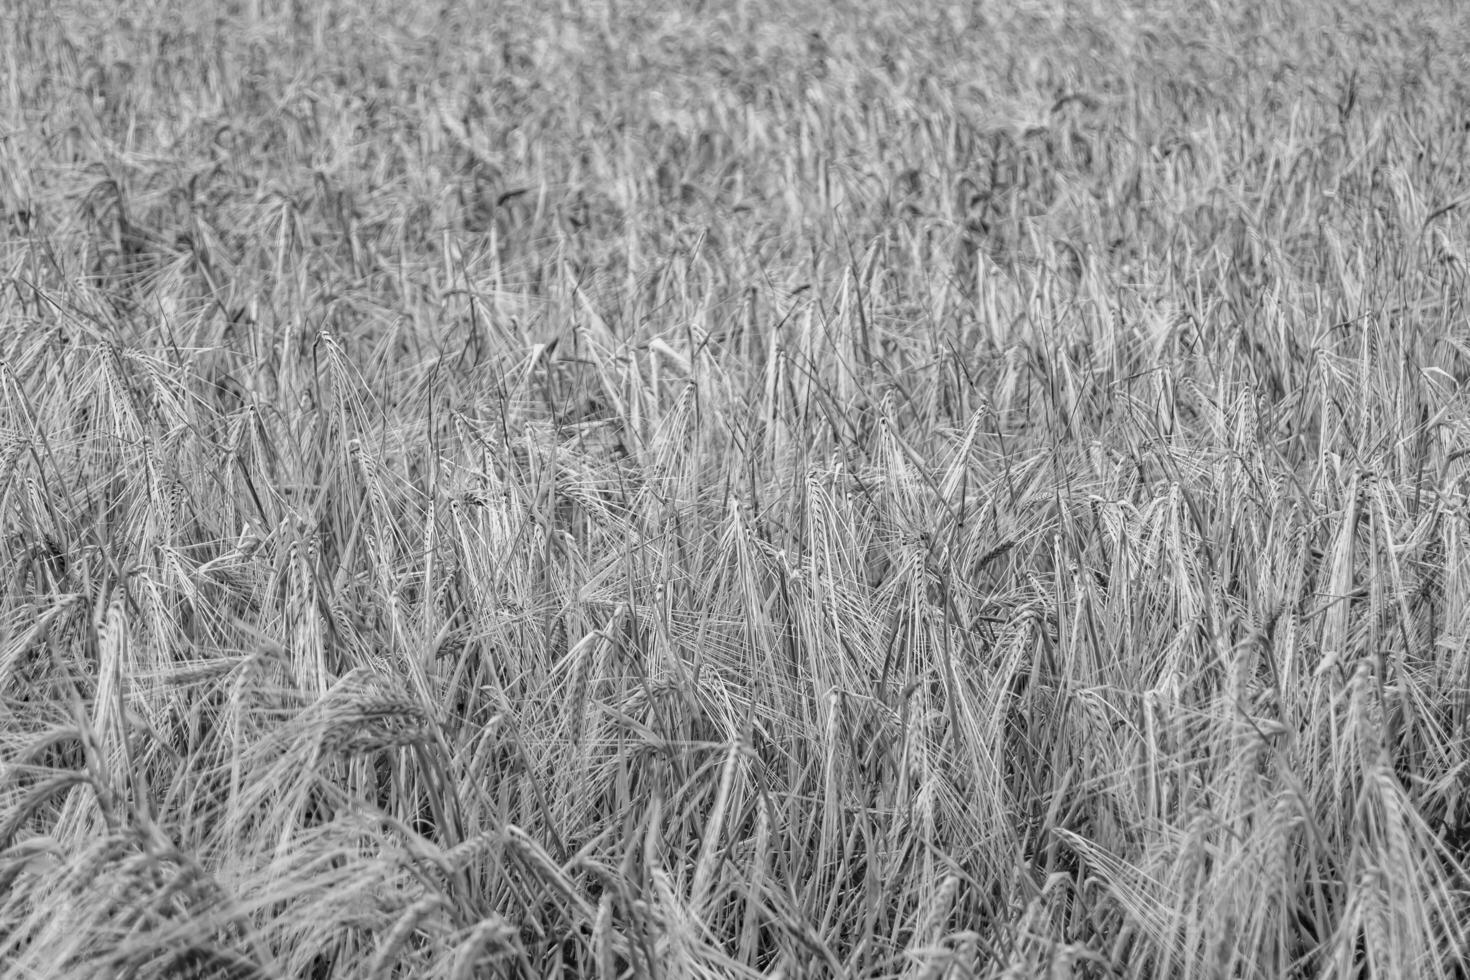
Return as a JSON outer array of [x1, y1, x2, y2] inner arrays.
[[2, 0, 1470, 976]]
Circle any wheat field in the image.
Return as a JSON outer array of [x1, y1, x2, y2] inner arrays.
[[3, 0, 1470, 977]]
